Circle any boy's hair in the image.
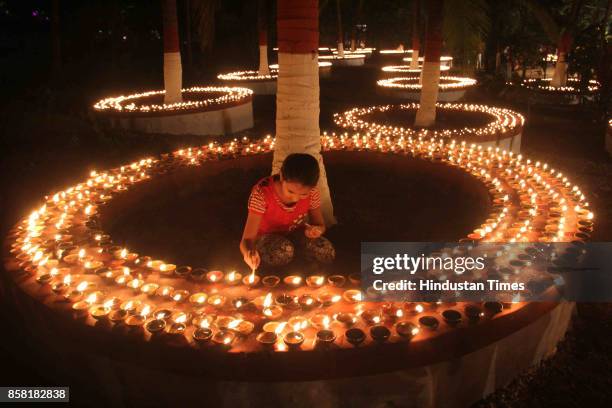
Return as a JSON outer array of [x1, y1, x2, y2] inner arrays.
[[280, 153, 320, 187]]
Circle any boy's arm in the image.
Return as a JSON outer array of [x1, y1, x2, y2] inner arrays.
[[306, 207, 326, 237], [240, 212, 262, 268]]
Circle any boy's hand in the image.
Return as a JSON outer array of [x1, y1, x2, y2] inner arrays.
[[304, 223, 324, 239], [244, 249, 260, 270]]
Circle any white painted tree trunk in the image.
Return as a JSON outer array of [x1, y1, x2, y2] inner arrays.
[[415, 60, 441, 127], [410, 49, 420, 69], [550, 52, 568, 87], [273, 52, 335, 226], [164, 51, 183, 103], [258, 45, 270, 76], [337, 42, 345, 57]]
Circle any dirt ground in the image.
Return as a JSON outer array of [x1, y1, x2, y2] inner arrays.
[[1, 60, 611, 406]]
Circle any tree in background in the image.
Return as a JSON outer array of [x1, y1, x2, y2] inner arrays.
[[258, 0, 271, 75], [410, 0, 421, 70], [526, 0, 585, 87], [162, 0, 182, 103], [414, 0, 444, 127], [349, 0, 364, 51], [274, 0, 335, 225], [443, 0, 489, 74], [335, 0, 345, 56]]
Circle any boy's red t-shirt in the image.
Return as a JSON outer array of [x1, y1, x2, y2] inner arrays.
[[248, 175, 321, 236]]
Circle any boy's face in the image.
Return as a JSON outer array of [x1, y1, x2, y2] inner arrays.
[[280, 178, 311, 204]]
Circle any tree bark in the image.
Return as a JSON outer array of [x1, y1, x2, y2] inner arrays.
[[350, 0, 364, 51], [551, 31, 571, 87], [163, 0, 183, 103], [410, 0, 420, 70], [415, 0, 443, 128], [258, 0, 270, 75], [336, 0, 344, 56], [275, 0, 335, 226], [185, 0, 193, 68]]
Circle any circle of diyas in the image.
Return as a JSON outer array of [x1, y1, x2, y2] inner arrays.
[[6, 133, 593, 354], [377, 76, 476, 91], [381, 65, 450, 73], [333, 103, 524, 142], [93, 86, 253, 114], [319, 54, 366, 60], [402, 56, 454, 64], [217, 69, 278, 81], [268, 62, 332, 70], [379, 49, 414, 54], [520, 78, 600, 93]]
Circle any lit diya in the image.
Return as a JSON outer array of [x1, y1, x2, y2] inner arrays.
[[395, 321, 419, 339], [306, 275, 325, 288]]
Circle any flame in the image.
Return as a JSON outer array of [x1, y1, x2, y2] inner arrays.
[[396, 309, 404, 318], [140, 305, 151, 317], [76, 281, 89, 292], [291, 276, 302, 285], [412, 327, 420, 336], [292, 322, 302, 332], [228, 319, 241, 330], [415, 304, 424, 313], [103, 299, 114, 309], [63, 274, 72, 285], [248, 271, 255, 284], [315, 276, 324, 285], [120, 248, 127, 258], [200, 319, 210, 329], [323, 316, 330, 329], [85, 292, 98, 304], [78, 249, 85, 258], [227, 271, 236, 281], [274, 322, 287, 334], [263, 293, 273, 309], [174, 313, 187, 324]]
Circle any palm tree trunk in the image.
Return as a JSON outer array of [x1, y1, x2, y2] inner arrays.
[[415, 0, 444, 128], [274, 0, 335, 226], [551, 32, 571, 87], [163, 0, 183, 103], [410, 0, 420, 70], [258, 0, 270, 75], [336, 0, 344, 56]]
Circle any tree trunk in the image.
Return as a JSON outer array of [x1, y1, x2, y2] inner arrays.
[[258, 0, 270, 75], [275, 0, 335, 226], [185, 0, 193, 68], [336, 0, 344, 56], [415, 0, 443, 128], [410, 0, 420, 70], [349, 0, 364, 51], [51, 0, 61, 72], [551, 32, 571, 87], [163, 0, 183, 103]]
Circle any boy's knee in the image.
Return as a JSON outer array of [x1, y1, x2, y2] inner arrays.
[[256, 234, 295, 267], [304, 236, 335, 264]]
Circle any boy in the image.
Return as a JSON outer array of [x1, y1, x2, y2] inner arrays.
[[240, 153, 335, 270]]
